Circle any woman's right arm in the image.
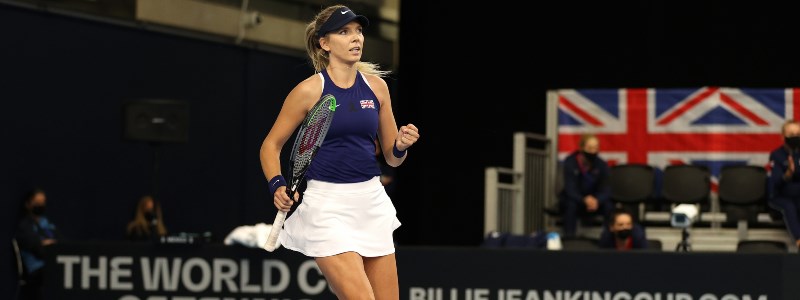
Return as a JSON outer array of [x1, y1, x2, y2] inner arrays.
[[16, 220, 45, 257], [260, 76, 321, 211], [768, 150, 785, 199], [561, 155, 582, 203]]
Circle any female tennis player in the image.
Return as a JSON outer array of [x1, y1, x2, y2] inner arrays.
[[259, 4, 419, 299]]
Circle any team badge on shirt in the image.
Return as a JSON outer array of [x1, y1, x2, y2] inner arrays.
[[360, 99, 375, 109]]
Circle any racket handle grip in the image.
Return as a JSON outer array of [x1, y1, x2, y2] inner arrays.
[[262, 210, 287, 252]]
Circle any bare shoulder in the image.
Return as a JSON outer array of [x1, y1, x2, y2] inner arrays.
[[363, 73, 389, 91], [288, 73, 324, 108], [295, 73, 323, 96], [363, 73, 390, 104]]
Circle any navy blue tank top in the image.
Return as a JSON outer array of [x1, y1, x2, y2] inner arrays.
[[304, 69, 381, 183]]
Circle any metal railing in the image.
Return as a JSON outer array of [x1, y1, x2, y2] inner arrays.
[[484, 167, 522, 234], [484, 132, 552, 235]]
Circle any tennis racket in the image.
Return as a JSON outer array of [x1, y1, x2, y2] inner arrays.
[[262, 94, 337, 252]]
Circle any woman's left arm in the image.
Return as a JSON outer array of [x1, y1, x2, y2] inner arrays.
[[371, 75, 419, 167]]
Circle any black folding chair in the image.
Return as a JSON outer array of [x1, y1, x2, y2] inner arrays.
[[560, 236, 600, 251], [718, 165, 767, 234], [609, 163, 656, 222], [661, 164, 711, 215], [736, 240, 788, 253]]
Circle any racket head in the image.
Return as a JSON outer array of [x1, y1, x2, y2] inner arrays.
[[287, 94, 337, 189]]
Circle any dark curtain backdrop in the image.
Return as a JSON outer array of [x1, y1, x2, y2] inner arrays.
[[0, 4, 311, 298]]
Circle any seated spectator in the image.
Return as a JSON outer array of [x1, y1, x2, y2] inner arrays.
[[559, 133, 614, 237], [15, 187, 61, 300], [768, 119, 800, 248], [598, 208, 648, 250], [126, 195, 167, 241]]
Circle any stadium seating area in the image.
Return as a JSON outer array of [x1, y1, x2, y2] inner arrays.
[[485, 133, 794, 253]]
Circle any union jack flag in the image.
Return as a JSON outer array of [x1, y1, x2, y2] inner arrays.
[[553, 87, 800, 191], [360, 99, 375, 109]]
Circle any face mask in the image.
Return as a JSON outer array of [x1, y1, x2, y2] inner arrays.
[[786, 136, 800, 149], [31, 205, 46, 216], [583, 151, 598, 160], [615, 229, 632, 239]]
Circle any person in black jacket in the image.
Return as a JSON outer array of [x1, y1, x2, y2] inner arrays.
[[15, 187, 62, 300], [598, 208, 648, 250], [559, 134, 613, 237], [768, 119, 800, 249]]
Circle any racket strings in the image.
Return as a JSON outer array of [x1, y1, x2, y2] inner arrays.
[[289, 97, 336, 180]]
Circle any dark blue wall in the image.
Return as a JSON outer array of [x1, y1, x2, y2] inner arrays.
[[0, 4, 311, 297]]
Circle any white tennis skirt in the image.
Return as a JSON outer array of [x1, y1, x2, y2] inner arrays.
[[278, 176, 401, 257]]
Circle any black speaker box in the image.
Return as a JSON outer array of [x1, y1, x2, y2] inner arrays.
[[123, 99, 189, 143]]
